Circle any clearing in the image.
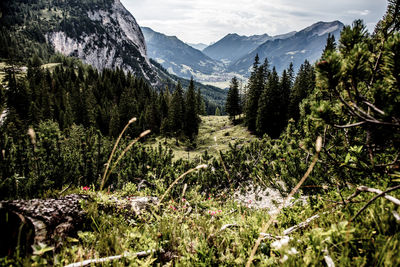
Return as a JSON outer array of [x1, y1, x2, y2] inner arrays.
[[148, 115, 256, 161]]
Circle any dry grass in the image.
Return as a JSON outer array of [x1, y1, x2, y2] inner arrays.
[[148, 115, 256, 161]]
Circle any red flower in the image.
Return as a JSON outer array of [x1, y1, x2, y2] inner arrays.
[[82, 186, 90, 191]]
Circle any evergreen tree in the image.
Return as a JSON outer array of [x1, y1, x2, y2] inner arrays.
[[245, 54, 264, 132], [279, 69, 291, 126], [256, 68, 281, 137], [288, 60, 315, 122], [322, 33, 337, 59], [215, 107, 221, 116], [225, 76, 241, 122], [183, 78, 200, 140], [196, 87, 206, 116], [168, 81, 185, 142]]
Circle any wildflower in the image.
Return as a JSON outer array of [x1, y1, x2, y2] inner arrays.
[[82, 186, 90, 191], [182, 198, 186, 202], [218, 210, 222, 213], [249, 200, 252, 204]]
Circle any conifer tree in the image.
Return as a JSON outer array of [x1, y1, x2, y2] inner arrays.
[[322, 33, 337, 59], [288, 60, 315, 122], [225, 76, 241, 122], [279, 69, 291, 126], [183, 78, 199, 140], [256, 68, 281, 137], [245, 54, 264, 132], [215, 107, 221, 116], [169, 81, 185, 142]]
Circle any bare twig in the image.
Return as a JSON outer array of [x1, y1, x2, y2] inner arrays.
[[362, 100, 385, 115], [64, 249, 161, 267], [334, 121, 366, 128], [220, 224, 239, 232], [283, 214, 320, 236], [58, 182, 72, 196], [351, 185, 400, 221]]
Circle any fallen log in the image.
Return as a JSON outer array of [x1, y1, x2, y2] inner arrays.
[[0, 194, 90, 257], [0, 194, 158, 257]]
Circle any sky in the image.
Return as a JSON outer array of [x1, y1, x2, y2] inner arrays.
[[120, 0, 388, 44]]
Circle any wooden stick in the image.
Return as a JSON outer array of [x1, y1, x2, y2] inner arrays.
[[351, 185, 400, 221], [283, 214, 320, 236], [65, 249, 159, 267]]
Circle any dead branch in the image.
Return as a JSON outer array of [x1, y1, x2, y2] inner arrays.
[[351, 185, 400, 221], [220, 224, 239, 232], [65, 249, 161, 267], [334, 121, 366, 128], [283, 214, 320, 236]]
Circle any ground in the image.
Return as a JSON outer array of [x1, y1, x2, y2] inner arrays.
[[148, 115, 256, 161]]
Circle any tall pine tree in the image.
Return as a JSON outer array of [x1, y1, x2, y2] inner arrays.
[[168, 81, 185, 142], [183, 78, 200, 140], [225, 76, 241, 122]]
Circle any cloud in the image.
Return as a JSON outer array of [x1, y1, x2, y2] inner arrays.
[[347, 10, 371, 16], [121, 0, 388, 44]]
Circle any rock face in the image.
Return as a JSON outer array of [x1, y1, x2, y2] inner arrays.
[[46, 0, 158, 85]]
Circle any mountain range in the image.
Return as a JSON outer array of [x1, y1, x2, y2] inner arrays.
[[2, 0, 344, 92], [228, 21, 344, 75], [143, 20, 343, 87]]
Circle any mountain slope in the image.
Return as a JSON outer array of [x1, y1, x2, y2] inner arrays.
[[187, 43, 208, 51], [141, 27, 224, 80], [0, 0, 159, 85], [229, 21, 344, 75], [203, 33, 272, 64]]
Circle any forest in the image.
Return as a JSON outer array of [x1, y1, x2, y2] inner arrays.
[[0, 0, 399, 266]]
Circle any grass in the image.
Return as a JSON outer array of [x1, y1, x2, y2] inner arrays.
[[4, 184, 399, 266], [149, 115, 256, 161]]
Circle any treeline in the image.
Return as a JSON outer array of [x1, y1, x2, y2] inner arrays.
[[226, 54, 316, 138], [3, 55, 202, 139]]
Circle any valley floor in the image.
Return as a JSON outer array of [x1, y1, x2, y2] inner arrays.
[[149, 115, 256, 161]]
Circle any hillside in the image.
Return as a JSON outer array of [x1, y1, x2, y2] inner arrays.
[[142, 27, 224, 80]]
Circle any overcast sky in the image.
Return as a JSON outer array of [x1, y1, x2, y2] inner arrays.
[[120, 0, 388, 44]]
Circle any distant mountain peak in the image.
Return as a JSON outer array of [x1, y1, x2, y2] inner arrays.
[[141, 26, 224, 80]]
